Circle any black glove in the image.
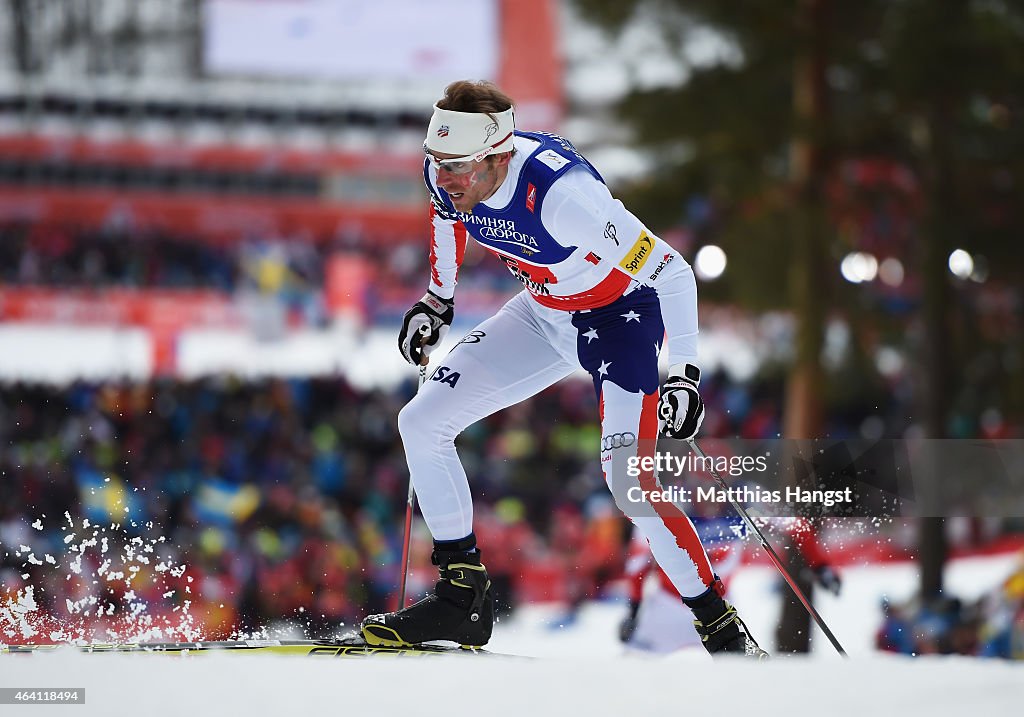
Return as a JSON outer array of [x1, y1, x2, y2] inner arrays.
[[398, 291, 454, 366], [658, 363, 705, 440], [618, 600, 640, 643], [810, 565, 842, 596]]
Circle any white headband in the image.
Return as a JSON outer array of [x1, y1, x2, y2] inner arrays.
[[425, 105, 516, 157]]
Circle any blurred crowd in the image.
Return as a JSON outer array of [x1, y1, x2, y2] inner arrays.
[[1, 370, 1022, 654], [0, 220, 537, 329], [0, 374, 609, 638], [877, 557, 1024, 659], [0, 221, 239, 291], [0, 220, 521, 299]]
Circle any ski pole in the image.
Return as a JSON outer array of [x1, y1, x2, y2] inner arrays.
[[396, 330, 431, 611], [687, 439, 849, 657]]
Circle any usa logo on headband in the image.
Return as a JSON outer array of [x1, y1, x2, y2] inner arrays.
[[437, 125, 450, 138]]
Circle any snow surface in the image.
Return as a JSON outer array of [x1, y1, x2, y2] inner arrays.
[[2, 553, 1022, 716], [1, 648, 1020, 717]]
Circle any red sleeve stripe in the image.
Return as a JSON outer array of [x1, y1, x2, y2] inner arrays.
[[428, 203, 441, 288], [428, 202, 468, 291], [454, 219, 467, 283]]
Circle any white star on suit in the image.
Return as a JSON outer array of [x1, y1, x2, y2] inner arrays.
[[597, 360, 612, 377], [583, 327, 599, 343], [621, 310, 641, 323]]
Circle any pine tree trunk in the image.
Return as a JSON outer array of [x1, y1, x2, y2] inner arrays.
[[779, 0, 831, 654], [917, 97, 957, 599]]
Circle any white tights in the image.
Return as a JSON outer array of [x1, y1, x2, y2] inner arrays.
[[397, 290, 715, 599]]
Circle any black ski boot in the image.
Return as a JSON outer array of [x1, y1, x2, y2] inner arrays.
[[361, 536, 493, 648], [683, 581, 768, 659]]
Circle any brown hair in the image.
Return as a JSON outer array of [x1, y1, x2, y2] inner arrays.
[[436, 80, 514, 120]]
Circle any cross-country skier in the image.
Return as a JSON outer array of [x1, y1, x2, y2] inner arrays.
[[360, 80, 767, 658]]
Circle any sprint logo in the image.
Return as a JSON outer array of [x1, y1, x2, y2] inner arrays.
[[618, 231, 654, 275]]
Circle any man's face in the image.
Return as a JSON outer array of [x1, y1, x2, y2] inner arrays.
[[430, 153, 509, 213]]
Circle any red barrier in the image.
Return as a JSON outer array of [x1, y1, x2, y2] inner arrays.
[[0, 286, 242, 329], [0, 187, 426, 240], [0, 134, 423, 175]]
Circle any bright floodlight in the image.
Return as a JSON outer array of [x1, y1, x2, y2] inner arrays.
[[840, 252, 878, 284], [694, 245, 727, 280], [948, 249, 974, 279]]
